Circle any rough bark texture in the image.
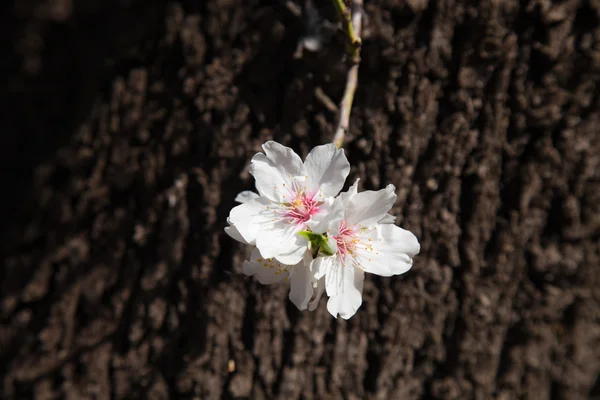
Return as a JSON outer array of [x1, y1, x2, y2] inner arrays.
[[2, 0, 600, 399]]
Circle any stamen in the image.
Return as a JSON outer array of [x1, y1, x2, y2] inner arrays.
[[332, 221, 376, 270]]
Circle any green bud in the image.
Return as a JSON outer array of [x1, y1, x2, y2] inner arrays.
[[298, 231, 334, 256]]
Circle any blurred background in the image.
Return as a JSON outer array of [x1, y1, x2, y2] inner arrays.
[[1, 0, 599, 399]]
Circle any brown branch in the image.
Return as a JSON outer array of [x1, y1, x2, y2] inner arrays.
[[331, 0, 363, 148]]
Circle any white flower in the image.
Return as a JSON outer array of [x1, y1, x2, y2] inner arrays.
[[226, 141, 350, 265], [312, 180, 420, 319], [242, 247, 315, 311], [225, 141, 421, 319]]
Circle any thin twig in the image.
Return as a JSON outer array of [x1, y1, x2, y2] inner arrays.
[[331, 0, 362, 64], [331, 0, 363, 148], [315, 87, 339, 113], [284, 0, 301, 17]]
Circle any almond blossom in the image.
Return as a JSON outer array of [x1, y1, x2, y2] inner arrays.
[[312, 180, 420, 319], [226, 141, 349, 265], [225, 141, 421, 319]]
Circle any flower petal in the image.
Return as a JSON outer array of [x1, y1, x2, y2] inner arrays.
[[235, 190, 259, 203], [354, 223, 420, 277], [311, 255, 332, 281], [262, 141, 305, 176], [228, 197, 271, 245], [326, 232, 339, 255], [306, 197, 344, 234], [326, 265, 364, 320], [338, 178, 360, 207], [345, 184, 397, 227], [228, 197, 273, 244], [378, 213, 396, 224], [304, 143, 350, 200], [243, 247, 288, 285], [313, 255, 364, 318], [308, 277, 325, 311], [288, 252, 314, 310], [224, 224, 249, 244], [255, 222, 308, 265], [250, 141, 306, 202], [324, 260, 343, 298]]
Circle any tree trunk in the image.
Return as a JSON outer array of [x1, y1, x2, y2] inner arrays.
[[2, 0, 599, 399]]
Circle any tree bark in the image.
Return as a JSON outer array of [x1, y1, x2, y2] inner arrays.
[[1, 0, 599, 399]]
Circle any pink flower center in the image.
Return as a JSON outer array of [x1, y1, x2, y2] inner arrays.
[[333, 222, 358, 258], [332, 222, 375, 267], [285, 191, 319, 224]]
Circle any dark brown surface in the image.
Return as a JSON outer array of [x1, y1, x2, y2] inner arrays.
[[2, 0, 600, 399]]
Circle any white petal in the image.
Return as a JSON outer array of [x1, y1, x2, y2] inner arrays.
[[378, 213, 396, 224], [326, 265, 364, 320], [243, 248, 288, 285], [324, 260, 343, 298], [235, 190, 259, 203], [326, 217, 342, 237], [326, 232, 339, 255], [250, 142, 306, 202], [312, 255, 333, 280], [228, 199, 269, 244], [345, 184, 397, 227], [225, 216, 251, 244], [224, 224, 250, 244], [275, 246, 308, 266], [288, 253, 313, 310], [308, 277, 325, 311], [262, 141, 305, 176], [255, 222, 309, 265], [306, 197, 344, 234], [304, 143, 350, 200], [354, 223, 420, 277], [377, 223, 420, 257], [249, 154, 293, 202], [338, 178, 360, 207]]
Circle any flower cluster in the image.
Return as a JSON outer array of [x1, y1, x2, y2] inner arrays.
[[225, 141, 420, 319]]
